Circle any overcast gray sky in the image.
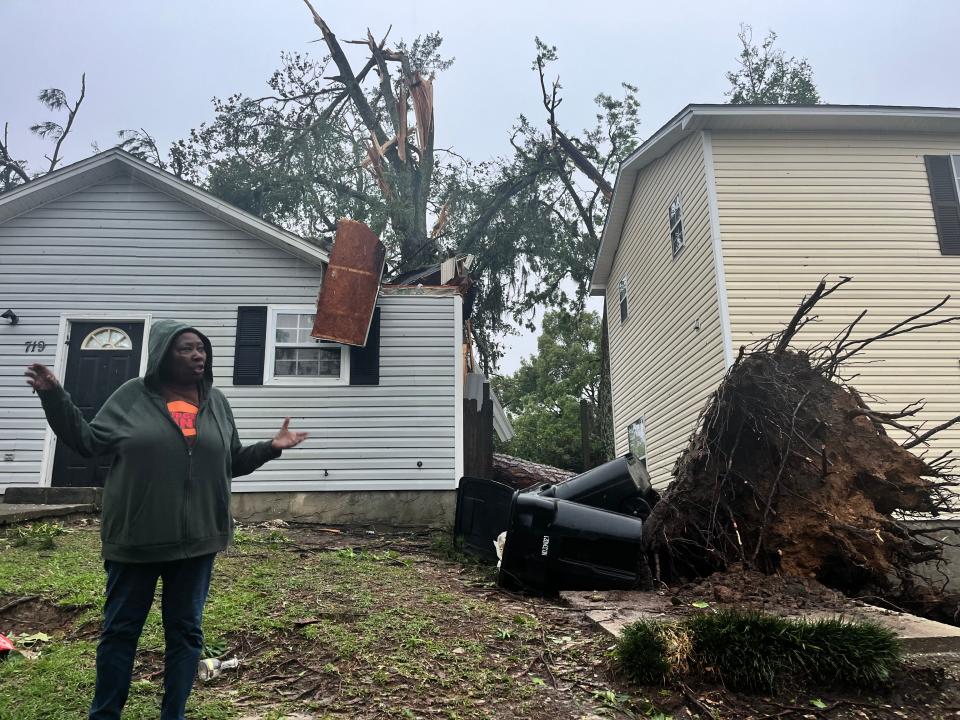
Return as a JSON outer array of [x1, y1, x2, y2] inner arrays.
[[3, 0, 958, 373]]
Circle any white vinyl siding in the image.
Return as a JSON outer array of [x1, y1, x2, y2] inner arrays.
[[0, 177, 456, 493], [606, 133, 727, 487], [712, 130, 960, 460]]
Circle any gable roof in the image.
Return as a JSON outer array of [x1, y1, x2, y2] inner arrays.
[[0, 148, 329, 266], [590, 104, 960, 295]]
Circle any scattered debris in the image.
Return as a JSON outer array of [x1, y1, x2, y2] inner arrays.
[[198, 656, 240, 681]]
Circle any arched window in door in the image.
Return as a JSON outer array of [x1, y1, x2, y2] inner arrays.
[[81, 326, 133, 350]]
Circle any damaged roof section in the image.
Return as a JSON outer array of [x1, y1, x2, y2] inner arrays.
[[312, 220, 386, 347], [389, 254, 475, 287], [312, 224, 513, 441]]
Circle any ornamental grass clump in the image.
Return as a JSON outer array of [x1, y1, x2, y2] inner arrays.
[[616, 610, 902, 693], [614, 619, 692, 685], [687, 610, 805, 692], [800, 617, 901, 687]]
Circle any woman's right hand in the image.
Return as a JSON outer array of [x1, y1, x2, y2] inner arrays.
[[25, 363, 59, 392]]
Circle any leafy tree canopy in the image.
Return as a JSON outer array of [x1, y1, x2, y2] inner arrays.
[[119, 18, 640, 371], [493, 309, 604, 472], [726, 24, 821, 105]]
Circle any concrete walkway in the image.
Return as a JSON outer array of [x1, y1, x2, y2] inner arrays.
[[0, 502, 96, 525], [562, 590, 960, 654]]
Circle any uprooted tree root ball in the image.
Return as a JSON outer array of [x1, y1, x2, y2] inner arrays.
[[642, 278, 960, 609]]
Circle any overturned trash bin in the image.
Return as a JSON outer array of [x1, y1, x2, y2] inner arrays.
[[539, 453, 652, 515], [496, 492, 645, 594], [454, 476, 516, 562]]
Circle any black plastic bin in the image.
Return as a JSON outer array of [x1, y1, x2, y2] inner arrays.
[[497, 492, 645, 593], [538, 453, 652, 515], [454, 476, 516, 562]]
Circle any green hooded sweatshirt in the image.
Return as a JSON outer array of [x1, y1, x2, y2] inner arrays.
[[38, 319, 280, 563]]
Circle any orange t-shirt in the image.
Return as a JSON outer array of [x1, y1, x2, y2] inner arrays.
[[167, 400, 198, 444]]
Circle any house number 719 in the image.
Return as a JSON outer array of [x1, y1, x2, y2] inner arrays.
[[24, 341, 47, 353]]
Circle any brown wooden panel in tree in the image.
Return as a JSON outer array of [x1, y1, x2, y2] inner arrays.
[[312, 219, 386, 347]]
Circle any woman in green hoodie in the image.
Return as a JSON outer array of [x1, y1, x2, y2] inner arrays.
[[26, 320, 308, 720]]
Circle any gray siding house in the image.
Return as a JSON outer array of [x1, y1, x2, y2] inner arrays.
[[0, 150, 469, 524]]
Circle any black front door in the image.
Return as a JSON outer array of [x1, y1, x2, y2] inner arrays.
[[51, 321, 144, 488]]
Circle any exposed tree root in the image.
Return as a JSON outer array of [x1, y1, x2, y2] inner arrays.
[[643, 278, 960, 609]]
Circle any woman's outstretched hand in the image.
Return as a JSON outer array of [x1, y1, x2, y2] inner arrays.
[[25, 363, 59, 392], [271, 417, 309, 450]]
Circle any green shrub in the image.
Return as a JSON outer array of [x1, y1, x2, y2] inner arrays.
[[614, 619, 692, 685]]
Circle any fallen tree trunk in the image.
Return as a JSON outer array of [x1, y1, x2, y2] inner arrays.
[[492, 453, 575, 490], [643, 278, 960, 601]]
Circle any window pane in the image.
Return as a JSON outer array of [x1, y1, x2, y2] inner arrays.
[[276, 328, 296, 343], [277, 313, 299, 329], [296, 361, 320, 376], [298, 313, 316, 329], [276, 347, 296, 361], [628, 417, 646, 462], [297, 328, 317, 343], [669, 194, 682, 226], [275, 360, 296, 376], [323, 349, 341, 376]]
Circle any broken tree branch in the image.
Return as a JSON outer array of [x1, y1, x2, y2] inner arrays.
[[301, 0, 392, 154], [46, 73, 85, 173], [903, 415, 960, 450], [0, 122, 31, 186], [774, 276, 851, 354]]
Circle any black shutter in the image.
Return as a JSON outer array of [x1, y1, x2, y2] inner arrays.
[[350, 308, 380, 386], [233, 306, 267, 385], [924, 155, 960, 255]]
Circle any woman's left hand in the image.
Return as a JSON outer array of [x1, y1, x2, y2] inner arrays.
[[271, 417, 309, 450]]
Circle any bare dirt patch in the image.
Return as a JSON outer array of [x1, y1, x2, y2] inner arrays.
[[0, 594, 85, 636]]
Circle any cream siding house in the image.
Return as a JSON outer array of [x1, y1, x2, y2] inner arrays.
[[592, 105, 960, 488]]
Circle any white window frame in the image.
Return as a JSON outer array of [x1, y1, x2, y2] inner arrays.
[[627, 416, 646, 466], [951, 155, 960, 197], [669, 193, 684, 258], [265, 306, 349, 386], [618, 277, 629, 323]]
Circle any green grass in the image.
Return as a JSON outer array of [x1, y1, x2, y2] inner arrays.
[[0, 523, 103, 608], [0, 523, 601, 720]]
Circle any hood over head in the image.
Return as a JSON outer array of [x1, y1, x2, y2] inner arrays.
[[145, 319, 214, 389]]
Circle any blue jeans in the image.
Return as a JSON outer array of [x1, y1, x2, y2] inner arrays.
[[88, 553, 215, 720]]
